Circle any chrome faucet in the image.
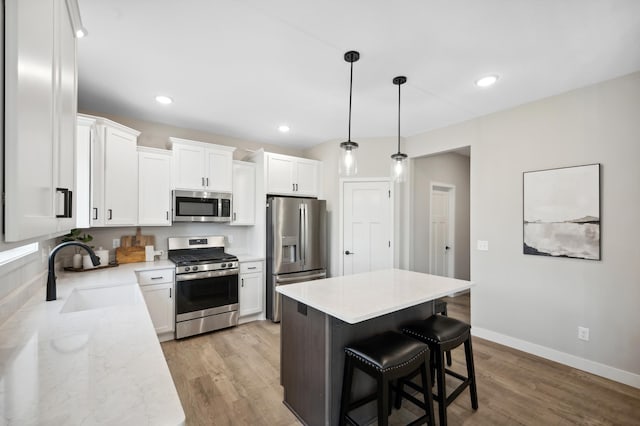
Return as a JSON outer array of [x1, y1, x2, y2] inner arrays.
[[47, 241, 101, 301]]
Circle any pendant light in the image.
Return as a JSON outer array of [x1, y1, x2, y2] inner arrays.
[[391, 76, 408, 183], [339, 51, 360, 176]]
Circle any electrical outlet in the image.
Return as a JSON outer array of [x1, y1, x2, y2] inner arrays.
[[578, 326, 590, 341], [477, 240, 489, 251], [112, 239, 121, 249]]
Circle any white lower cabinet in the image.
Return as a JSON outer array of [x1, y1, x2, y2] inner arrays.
[[239, 261, 264, 318], [137, 268, 175, 341]]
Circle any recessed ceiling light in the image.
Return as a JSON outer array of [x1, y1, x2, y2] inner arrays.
[[76, 28, 87, 38], [475, 75, 499, 88], [155, 95, 173, 105], [278, 125, 290, 133]]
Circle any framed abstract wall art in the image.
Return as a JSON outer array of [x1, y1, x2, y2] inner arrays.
[[523, 163, 600, 260]]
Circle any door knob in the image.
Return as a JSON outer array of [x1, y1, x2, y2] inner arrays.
[[345, 250, 354, 255]]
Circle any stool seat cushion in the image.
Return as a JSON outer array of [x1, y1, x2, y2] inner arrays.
[[403, 315, 471, 346], [345, 331, 428, 372]]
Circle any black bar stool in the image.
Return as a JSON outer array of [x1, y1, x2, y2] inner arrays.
[[339, 331, 435, 426], [401, 315, 478, 426], [433, 299, 452, 366]]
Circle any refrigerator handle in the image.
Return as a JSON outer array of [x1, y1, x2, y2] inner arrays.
[[304, 204, 309, 266], [299, 204, 305, 265]]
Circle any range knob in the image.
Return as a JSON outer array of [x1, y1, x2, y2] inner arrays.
[[184, 266, 190, 272], [192, 266, 198, 271], [221, 263, 227, 268]]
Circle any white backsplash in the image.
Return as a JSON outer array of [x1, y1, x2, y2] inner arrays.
[[82, 223, 254, 262]]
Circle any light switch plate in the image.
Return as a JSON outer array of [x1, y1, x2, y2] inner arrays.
[[477, 240, 489, 251]]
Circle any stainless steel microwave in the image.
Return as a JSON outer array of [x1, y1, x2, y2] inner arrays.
[[172, 190, 232, 222]]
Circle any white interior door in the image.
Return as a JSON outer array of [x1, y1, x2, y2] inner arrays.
[[430, 187, 454, 277], [343, 181, 392, 275]]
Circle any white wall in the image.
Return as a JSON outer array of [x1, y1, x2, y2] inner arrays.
[[78, 223, 253, 265], [304, 137, 399, 277], [405, 72, 640, 386], [411, 152, 470, 279]]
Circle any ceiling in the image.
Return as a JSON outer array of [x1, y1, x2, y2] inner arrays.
[[77, 0, 640, 149]]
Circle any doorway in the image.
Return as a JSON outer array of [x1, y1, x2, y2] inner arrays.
[[340, 179, 393, 276], [429, 183, 455, 277]]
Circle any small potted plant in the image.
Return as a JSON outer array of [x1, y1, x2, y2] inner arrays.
[[61, 229, 94, 269]]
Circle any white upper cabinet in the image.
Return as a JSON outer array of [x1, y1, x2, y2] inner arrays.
[[4, 0, 82, 241], [265, 153, 320, 197], [103, 125, 139, 226], [231, 161, 256, 226], [138, 147, 172, 226], [76, 115, 140, 228], [169, 137, 235, 192], [75, 116, 95, 228]]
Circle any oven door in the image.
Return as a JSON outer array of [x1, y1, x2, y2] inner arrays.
[[175, 269, 239, 322]]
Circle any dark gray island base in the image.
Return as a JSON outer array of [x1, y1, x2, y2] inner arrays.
[[280, 295, 436, 426]]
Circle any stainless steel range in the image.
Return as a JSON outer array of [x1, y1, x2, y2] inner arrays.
[[168, 236, 239, 339]]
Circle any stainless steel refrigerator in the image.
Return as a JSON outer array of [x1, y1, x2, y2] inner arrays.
[[266, 196, 326, 322]]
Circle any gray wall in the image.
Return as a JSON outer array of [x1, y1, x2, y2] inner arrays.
[[405, 72, 640, 382], [411, 152, 470, 279]]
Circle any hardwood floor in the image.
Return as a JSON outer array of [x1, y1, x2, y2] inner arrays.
[[162, 295, 640, 425]]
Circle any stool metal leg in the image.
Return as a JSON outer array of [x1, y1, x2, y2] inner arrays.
[[441, 305, 452, 367], [378, 374, 389, 426], [339, 356, 354, 426], [464, 337, 479, 410], [394, 379, 404, 409], [420, 361, 436, 426], [435, 349, 448, 426]]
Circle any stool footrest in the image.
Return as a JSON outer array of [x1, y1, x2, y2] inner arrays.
[[445, 368, 467, 382], [446, 379, 470, 407]]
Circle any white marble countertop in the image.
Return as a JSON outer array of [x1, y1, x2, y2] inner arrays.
[[230, 252, 265, 263], [276, 269, 473, 324], [0, 261, 185, 426]]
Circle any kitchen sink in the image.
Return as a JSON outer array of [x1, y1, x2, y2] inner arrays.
[[61, 284, 141, 313]]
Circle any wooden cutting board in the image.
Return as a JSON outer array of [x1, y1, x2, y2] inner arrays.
[[115, 246, 146, 264], [120, 227, 155, 248]]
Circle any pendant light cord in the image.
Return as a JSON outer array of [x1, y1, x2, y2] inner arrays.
[[397, 81, 401, 153], [348, 60, 353, 142]]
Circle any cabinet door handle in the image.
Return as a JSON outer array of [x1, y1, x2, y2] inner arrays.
[[206, 177, 209, 186], [233, 212, 236, 221], [151, 276, 164, 280], [93, 207, 98, 220], [247, 266, 257, 270], [108, 209, 113, 220], [241, 278, 244, 287], [296, 183, 299, 191], [166, 211, 169, 220], [169, 288, 172, 298], [292, 183, 295, 192], [55, 188, 72, 218], [202, 177, 205, 186]]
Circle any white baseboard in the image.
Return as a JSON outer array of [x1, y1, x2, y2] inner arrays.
[[472, 327, 640, 389]]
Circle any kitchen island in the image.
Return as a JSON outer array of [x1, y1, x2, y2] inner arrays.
[[276, 268, 473, 426]]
